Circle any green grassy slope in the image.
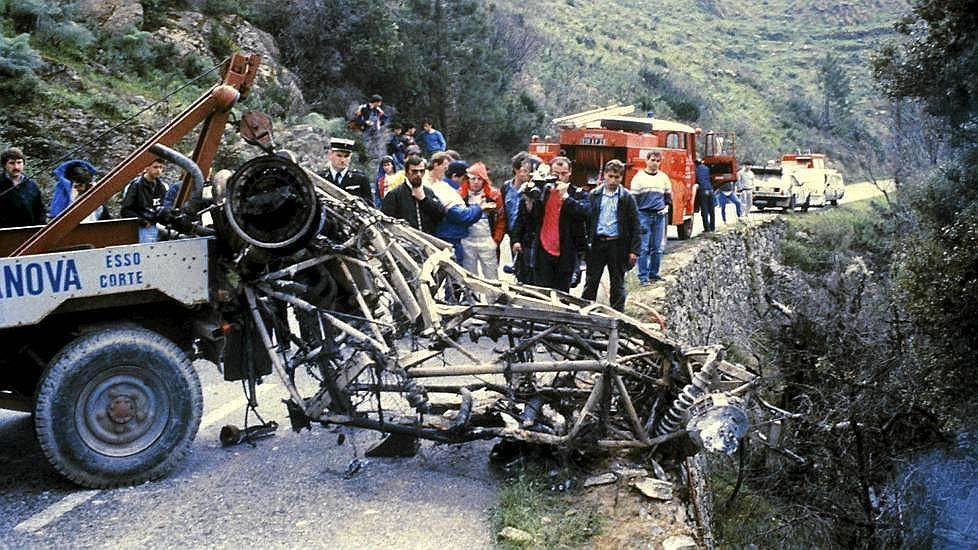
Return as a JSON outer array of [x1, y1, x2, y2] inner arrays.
[[502, 0, 906, 166]]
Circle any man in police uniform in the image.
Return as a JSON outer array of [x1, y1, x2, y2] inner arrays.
[[320, 137, 372, 204]]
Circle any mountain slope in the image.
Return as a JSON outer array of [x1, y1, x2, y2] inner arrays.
[[502, 0, 906, 165]]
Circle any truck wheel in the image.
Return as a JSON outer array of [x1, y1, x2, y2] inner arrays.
[[34, 327, 202, 488], [677, 217, 694, 240], [801, 195, 811, 212]]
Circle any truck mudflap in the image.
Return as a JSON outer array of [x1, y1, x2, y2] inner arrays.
[[0, 237, 210, 329]]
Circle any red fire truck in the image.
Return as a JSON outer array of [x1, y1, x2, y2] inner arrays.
[[528, 105, 737, 239]]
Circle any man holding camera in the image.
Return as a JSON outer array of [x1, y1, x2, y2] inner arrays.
[[631, 150, 672, 284], [510, 158, 589, 291]]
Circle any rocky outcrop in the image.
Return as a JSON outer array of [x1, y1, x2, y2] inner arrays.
[[151, 12, 306, 118], [78, 0, 143, 32]]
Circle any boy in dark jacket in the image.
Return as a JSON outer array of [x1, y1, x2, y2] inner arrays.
[[121, 157, 168, 242]]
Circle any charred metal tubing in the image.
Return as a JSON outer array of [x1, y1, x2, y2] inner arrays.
[[219, 421, 279, 446], [244, 286, 306, 406], [406, 360, 606, 378], [613, 374, 652, 445], [450, 389, 473, 431], [323, 415, 493, 445], [149, 143, 204, 198]]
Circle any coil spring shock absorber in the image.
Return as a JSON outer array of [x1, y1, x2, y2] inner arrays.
[[391, 366, 429, 414], [653, 355, 719, 437]]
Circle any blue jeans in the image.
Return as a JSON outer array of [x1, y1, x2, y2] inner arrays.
[[716, 191, 743, 222], [637, 210, 667, 282], [138, 224, 160, 243]]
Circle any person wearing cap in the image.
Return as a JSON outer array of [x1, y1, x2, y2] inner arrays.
[[320, 137, 373, 204], [0, 146, 44, 228], [459, 161, 506, 279], [381, 155, 444, 235], [49, 159, 98, 219], [510, 159, 589, 292]]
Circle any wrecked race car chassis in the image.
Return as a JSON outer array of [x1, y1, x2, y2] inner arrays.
[[213, 153, 758, 457]]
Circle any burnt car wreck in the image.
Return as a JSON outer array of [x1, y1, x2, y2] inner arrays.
[[210, 149, 759, 459]]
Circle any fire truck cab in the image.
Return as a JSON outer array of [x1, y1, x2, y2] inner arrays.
[[528, 106, 736, 239]]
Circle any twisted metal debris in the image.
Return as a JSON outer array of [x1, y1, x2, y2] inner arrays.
[[206, 152, 759, 456]]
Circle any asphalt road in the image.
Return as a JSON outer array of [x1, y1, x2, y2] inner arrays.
[[0, 358, 498, 549], [0, 180, 888, 547]]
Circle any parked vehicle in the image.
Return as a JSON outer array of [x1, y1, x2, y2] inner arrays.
[[751, 153, 845, 212], [0, 53, 262, 488], [528, 105, 737, 239]]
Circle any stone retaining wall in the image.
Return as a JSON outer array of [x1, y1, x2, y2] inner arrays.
[[629, 217, 788, 548], [630, 217, 787, 350]]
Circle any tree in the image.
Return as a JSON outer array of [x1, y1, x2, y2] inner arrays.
[[872, 0, 978, 411], [873, 0, 978, 144], [816, 53, 852, 130]]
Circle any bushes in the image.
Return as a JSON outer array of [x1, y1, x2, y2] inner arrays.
[[5, 0, 94, 54], [0, 32, 41, 106], [780, 200, 891, 275]]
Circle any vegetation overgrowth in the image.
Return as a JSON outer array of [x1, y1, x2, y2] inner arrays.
[[491, 462, 605, 548]]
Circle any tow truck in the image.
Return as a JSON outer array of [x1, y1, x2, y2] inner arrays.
[[527, 104, 738, 239]]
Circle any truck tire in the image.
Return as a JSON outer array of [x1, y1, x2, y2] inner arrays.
[[677, 216, 694, 240], [34, 326, 202, 488], [801, 195, 811, 212]]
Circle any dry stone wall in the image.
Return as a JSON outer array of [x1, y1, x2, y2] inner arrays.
[[633, 218, 788, 353], [628, 217, 788, 548]]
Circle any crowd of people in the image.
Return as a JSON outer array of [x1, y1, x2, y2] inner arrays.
[[1, 145, 182, 244], [2, 93, 762, 313], [373, 140, 648, 312]]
